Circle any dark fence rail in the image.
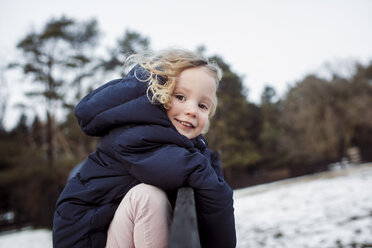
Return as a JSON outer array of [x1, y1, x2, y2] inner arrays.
[[168, 187, 201, 248]]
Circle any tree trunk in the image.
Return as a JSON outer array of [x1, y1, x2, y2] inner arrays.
[[46, 111, 56, 167]]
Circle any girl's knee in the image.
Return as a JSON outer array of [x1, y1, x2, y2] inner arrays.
[[130, 183, 169, 208]]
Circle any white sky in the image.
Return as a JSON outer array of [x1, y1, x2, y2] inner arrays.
[[1, 0, 372, 129]]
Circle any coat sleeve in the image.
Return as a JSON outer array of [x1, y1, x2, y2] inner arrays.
[[112, 130, 236, 248], [203, 148, 224, 179]]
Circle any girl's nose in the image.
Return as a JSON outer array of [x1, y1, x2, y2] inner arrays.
[[185, 102, 197, 116]]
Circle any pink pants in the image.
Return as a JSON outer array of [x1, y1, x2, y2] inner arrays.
[[106, 184, 172, 248]]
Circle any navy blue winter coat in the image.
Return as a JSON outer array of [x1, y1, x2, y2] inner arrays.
[[52, 65, 236, 248]]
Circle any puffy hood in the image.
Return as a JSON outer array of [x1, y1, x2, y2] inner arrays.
[[75, 65, 171, 137]]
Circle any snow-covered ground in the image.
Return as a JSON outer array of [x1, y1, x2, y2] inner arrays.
[[234, 163, 372, 248], [0, 163, 371, 248], [0, 227, 52, 248]]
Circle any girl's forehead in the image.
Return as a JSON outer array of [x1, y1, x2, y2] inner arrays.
[[177, 67, 217, 85]]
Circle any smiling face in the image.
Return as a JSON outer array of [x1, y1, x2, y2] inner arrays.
[[166, 66, 217, 139]]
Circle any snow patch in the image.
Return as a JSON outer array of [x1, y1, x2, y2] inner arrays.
[[234, 163, 372, 247], [0, 227, 52, 248]]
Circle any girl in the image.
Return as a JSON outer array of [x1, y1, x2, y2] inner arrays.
[[53, 49, 236, 248]]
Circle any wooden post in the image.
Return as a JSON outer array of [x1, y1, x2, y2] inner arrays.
[[168, 187, 201, 248]]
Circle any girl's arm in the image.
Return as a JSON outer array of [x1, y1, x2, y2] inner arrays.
[[203, 149, 224, 179], [112, 135, 236, 248]]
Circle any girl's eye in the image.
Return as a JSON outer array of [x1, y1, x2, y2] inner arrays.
[[175, 95, 185, 101], [199, 103, 209, 110]]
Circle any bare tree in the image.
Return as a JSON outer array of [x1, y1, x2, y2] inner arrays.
[[9, 16, 100, 166]]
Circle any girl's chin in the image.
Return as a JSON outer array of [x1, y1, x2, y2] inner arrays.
[[172, 121, 203, 139], [177, 129, 196, 139]]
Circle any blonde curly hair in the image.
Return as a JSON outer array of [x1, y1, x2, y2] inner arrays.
[[125, 49, 222, 118]]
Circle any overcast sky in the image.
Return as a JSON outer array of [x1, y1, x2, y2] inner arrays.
[[1, 0, 372, 129]]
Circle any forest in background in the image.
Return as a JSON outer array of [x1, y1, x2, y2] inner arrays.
[[1, 16, 372, 230]]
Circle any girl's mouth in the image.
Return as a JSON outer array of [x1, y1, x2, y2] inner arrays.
[[177, 119, 195, 128]]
